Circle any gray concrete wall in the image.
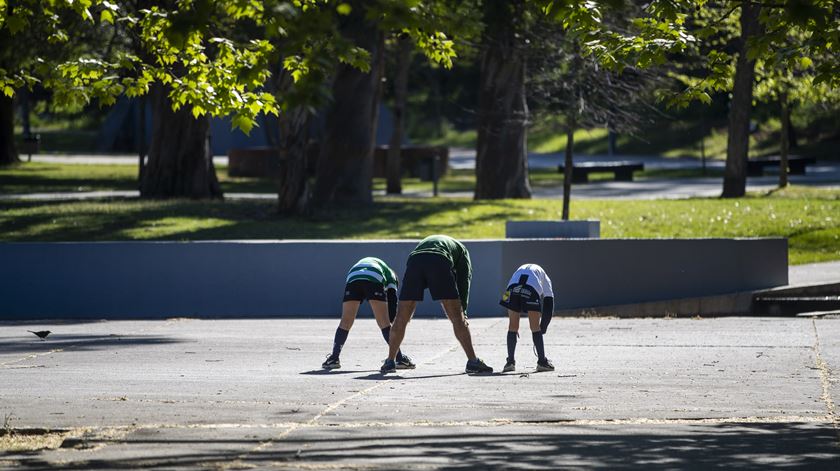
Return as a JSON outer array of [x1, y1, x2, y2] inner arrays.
[[506, 220, 600, 238], [0, 238, 787, 319]]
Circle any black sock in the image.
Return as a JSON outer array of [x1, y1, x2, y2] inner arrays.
[[332, 327, 349, 358], [532, 331, 545, 361], [382, 326, 403, 360], [507, 331, 517, 362]]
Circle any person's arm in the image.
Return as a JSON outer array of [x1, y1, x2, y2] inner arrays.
[[455, 248, 472, 315], [540, 296, 554, 334], [387, 288, 398, 323]]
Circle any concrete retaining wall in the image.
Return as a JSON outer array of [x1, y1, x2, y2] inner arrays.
[[0, 238, 787, 319]]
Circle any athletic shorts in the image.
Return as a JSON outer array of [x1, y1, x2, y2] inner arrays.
[[499, 283, 542, 313], [343, 280, 387, 303], [399, 253, 460, 302]]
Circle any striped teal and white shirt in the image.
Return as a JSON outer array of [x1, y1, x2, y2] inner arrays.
[[346, 257, 399, 291]]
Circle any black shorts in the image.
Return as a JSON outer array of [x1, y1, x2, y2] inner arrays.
[[343, 280, 387, 303], [399, 253, 459, 302], [499, 283, 542, 313]]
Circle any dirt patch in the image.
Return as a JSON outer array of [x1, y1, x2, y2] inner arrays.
[[0, 428, 73, 452]]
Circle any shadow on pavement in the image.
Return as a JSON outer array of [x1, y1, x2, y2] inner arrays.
[[0, 334, 188, 354], [5, 422, 838, 469], [353, 372, 468, 380], [299, 369, 380, 376]]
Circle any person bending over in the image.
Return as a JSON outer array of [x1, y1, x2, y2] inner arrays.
[[322, 257, 415, 370], [381, 235, 493, 375], [500, 263, 555, 373]]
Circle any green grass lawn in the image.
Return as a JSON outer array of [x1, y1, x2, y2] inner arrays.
[[0, 162, 278, 194], [1, 186, 838, 265]]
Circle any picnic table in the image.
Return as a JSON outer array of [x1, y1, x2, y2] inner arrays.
[[557, 161, 645, 183], [747, 156, 816, 176]]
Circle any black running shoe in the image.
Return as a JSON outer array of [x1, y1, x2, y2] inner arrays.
[[465, 358, 494, 374], [322, 354, 340, 370], [396, 353, 416, 370], [380, 358, 397, 374], [502, 359, 515, 373], [536, 358, 555, 372]]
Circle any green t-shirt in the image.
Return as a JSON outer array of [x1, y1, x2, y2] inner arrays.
[[346, 257, 399, 291], [409, 235, 472, 313]]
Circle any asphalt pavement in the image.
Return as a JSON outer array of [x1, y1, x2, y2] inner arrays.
[[1, 317, 838, 469]]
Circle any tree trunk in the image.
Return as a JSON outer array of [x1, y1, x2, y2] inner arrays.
[[137, 96, 146, 185], [722, 1, 761, 198], [562, 121, 575, 221], [140, 85, 222, 199], [277, 102, 311, 215], [788, 119, 798, 148], [386, 36, 412, 195], [779, 93, 790, 188], [431, 67, 443, 138], [474, 0, 530, 199], [20, 88, 31, 137], [312, 5, 383, 206], [0, 94, 18, 166]]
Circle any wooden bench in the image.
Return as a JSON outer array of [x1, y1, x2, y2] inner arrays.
[[747, 156, 816, 176], [373, 146, 448, 180], [228, 147, 284, 178], [557, 161, 644, 183]]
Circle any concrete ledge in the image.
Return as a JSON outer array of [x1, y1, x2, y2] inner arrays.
[[506, 220, 600, 239], [0, 238, 787, 319], [556, 291, 756, 318]]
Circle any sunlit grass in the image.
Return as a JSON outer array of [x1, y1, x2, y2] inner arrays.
[[529, 126, 610, 154], [0, 162, 276, 194]]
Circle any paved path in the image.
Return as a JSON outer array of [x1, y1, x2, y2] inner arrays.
[[1, 318, 838, 469], [13, 152, 838, 201], [790, 261, 840, 286]]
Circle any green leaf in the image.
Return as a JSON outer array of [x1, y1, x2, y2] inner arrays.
[[231, 114, 254, 134], [336, 3, 352, 15]]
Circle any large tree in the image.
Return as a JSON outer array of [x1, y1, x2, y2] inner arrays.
[[474, 0, 530, 199], [1, 0, 277, 195], [312, 5, 384, 206], [722, 1, 762, 198], [0, 1, 98, 165], [140, 84, 221, 198], [271, 0, 460, 210], [529, 21, 661, 219], [385, 35, 413, 195], [472, 0, 699, 199], [672, 0, 840, 197]]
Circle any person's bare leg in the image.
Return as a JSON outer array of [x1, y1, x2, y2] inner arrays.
[[370, 300, 391, 329], [441, 299, 477, 360], [527, 311, 541, 333], [338, 301, 359, 331], [388, 300, 416, 361], [508, 309, 520, 332]]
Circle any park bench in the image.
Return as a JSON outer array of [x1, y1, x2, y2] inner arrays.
[[747, 155, 816, 176], [557, 161, 644, 183], [373, 145, 448, 180], [228, 147, 284, 177]]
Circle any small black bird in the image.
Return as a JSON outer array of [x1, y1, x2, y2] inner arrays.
[[28, 330, 51, 340]]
